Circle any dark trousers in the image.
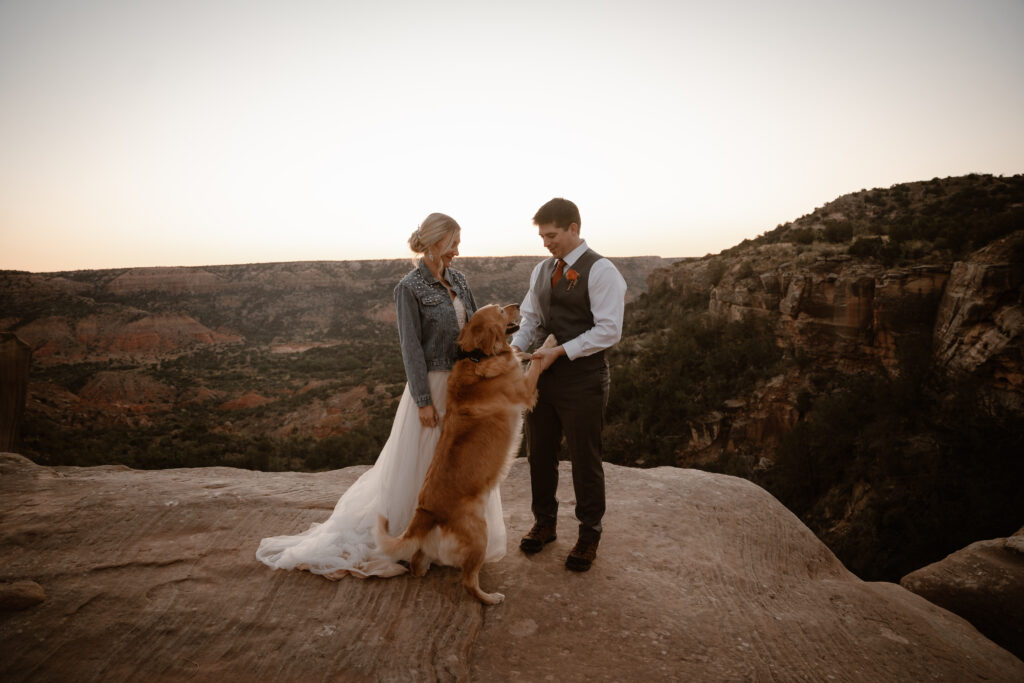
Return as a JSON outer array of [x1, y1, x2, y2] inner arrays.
[[526, 355, 610, 543]]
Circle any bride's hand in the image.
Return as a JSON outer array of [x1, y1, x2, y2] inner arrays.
[[418, 405, 439, 428]]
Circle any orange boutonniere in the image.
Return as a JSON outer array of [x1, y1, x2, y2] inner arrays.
[[565, 268, 580, 291]]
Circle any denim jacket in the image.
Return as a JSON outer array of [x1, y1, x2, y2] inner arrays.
[[394, 260, 478, 407]]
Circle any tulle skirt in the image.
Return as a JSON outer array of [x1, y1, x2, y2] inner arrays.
[[255, 371, 507, 578]]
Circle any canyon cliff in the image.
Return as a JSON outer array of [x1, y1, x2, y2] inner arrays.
[[606, 174, 1023, 582], [636, 228, 1022, 468]]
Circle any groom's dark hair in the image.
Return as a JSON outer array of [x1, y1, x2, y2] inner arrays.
[[533, 198, 581, 231]]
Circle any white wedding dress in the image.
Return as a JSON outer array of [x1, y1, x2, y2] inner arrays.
[[256, 296, 506, 578]]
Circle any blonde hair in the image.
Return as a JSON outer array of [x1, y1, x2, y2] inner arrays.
[[408, 212, 460, 262]]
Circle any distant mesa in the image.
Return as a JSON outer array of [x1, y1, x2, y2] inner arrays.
[[105, 267, 227, 295]]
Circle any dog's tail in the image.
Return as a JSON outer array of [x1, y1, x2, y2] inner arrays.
[[374, 514, 420, 561]]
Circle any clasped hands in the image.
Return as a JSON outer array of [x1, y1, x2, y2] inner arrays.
[[511, 344, 564, 373], [419, 344, 563, 428]]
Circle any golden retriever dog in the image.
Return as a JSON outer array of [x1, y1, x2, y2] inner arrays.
[[375, 303, 555, 605]]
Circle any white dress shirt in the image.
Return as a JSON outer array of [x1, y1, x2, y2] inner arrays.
[[511, 241, 627, 360]]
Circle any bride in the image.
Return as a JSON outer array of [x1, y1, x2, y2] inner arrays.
[[256, 213, 506, 579]]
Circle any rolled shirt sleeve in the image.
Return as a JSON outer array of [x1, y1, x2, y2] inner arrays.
[[511, 262, 544, 352], [561, 258, 627, 360]]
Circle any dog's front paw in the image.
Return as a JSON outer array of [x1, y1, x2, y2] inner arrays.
[[541, 334, 557, 349]]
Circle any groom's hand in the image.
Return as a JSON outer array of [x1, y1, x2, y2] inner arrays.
[[530, 345, 565, 372]]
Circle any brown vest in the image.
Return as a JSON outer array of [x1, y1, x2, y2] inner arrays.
[[534, 249, 606, 370]]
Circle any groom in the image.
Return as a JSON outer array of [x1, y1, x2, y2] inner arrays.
[[510, 198, 627, 571]]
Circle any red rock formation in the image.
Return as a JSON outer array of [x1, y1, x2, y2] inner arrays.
[[24, 381, 82, 423], [665, 234, 1023, 467], [709, 252, 952, 371], [219, 392, 274, 411], [11, 317, 75, 363], [933, 235, 1024, 406], [15, 311, 240, 365], [271, 385, 371, 439], [185, 385, 226, 404], [76, 371, 176, 414]]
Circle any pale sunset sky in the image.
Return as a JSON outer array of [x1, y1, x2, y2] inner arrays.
[[1, 0, 1022, 272]]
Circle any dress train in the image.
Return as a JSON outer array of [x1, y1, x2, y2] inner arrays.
[[256, 371, 507, 578]]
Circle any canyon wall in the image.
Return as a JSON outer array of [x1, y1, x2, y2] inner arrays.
[[650, 232, 1023, 468]]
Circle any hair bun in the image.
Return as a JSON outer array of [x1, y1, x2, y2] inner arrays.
[[408, 213, 460, 255], [408, 228, 426, 254]]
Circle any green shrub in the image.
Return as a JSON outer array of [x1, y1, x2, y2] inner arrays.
[[848, 237, 900, 265], [706, 259, 727, 286], [760, 366, 1024, 581], [20, 414, 391, 472], [605, 312, 781, 467], [823, 220, 854, 243], [789, 228, 817, 245]]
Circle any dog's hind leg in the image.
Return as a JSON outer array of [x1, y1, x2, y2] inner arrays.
[[462, 550, 503, 605], [454, 515, 504, 605], [463, 561, 502, 604], [410, 549, 429, 577]]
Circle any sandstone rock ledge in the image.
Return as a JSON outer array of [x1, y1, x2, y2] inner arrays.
[[901, 528, 1024, 661], [1, 453, 1021, 682]]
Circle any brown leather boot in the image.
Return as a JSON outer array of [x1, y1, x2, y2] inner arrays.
[[565, 538, 599, 572], [519, 524, 557, 554]]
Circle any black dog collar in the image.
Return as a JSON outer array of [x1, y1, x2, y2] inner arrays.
[[455, 348, 490, 364]]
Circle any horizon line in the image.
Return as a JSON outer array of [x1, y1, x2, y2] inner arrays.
[[3, 253, 698, 276]]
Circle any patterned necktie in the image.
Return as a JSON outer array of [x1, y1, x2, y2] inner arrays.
[[551, 258, 565, 286]]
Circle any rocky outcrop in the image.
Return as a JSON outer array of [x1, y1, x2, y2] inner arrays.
[[77, 370, 177, 414], [708, 250, 951, 371], [0, 581, 46, 611], [669, 248, 949, 468], [14, 311, 241, 366], [933, 237, 1024, 407], [2, 453, 1021, 681], [270, 385, 371, 439], [218, 391, 274, 412], [901, 527, 1024, 661], [677, 370, 801, 470], [662, 232, 1024, 470], [0, 334, 31, 451]]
